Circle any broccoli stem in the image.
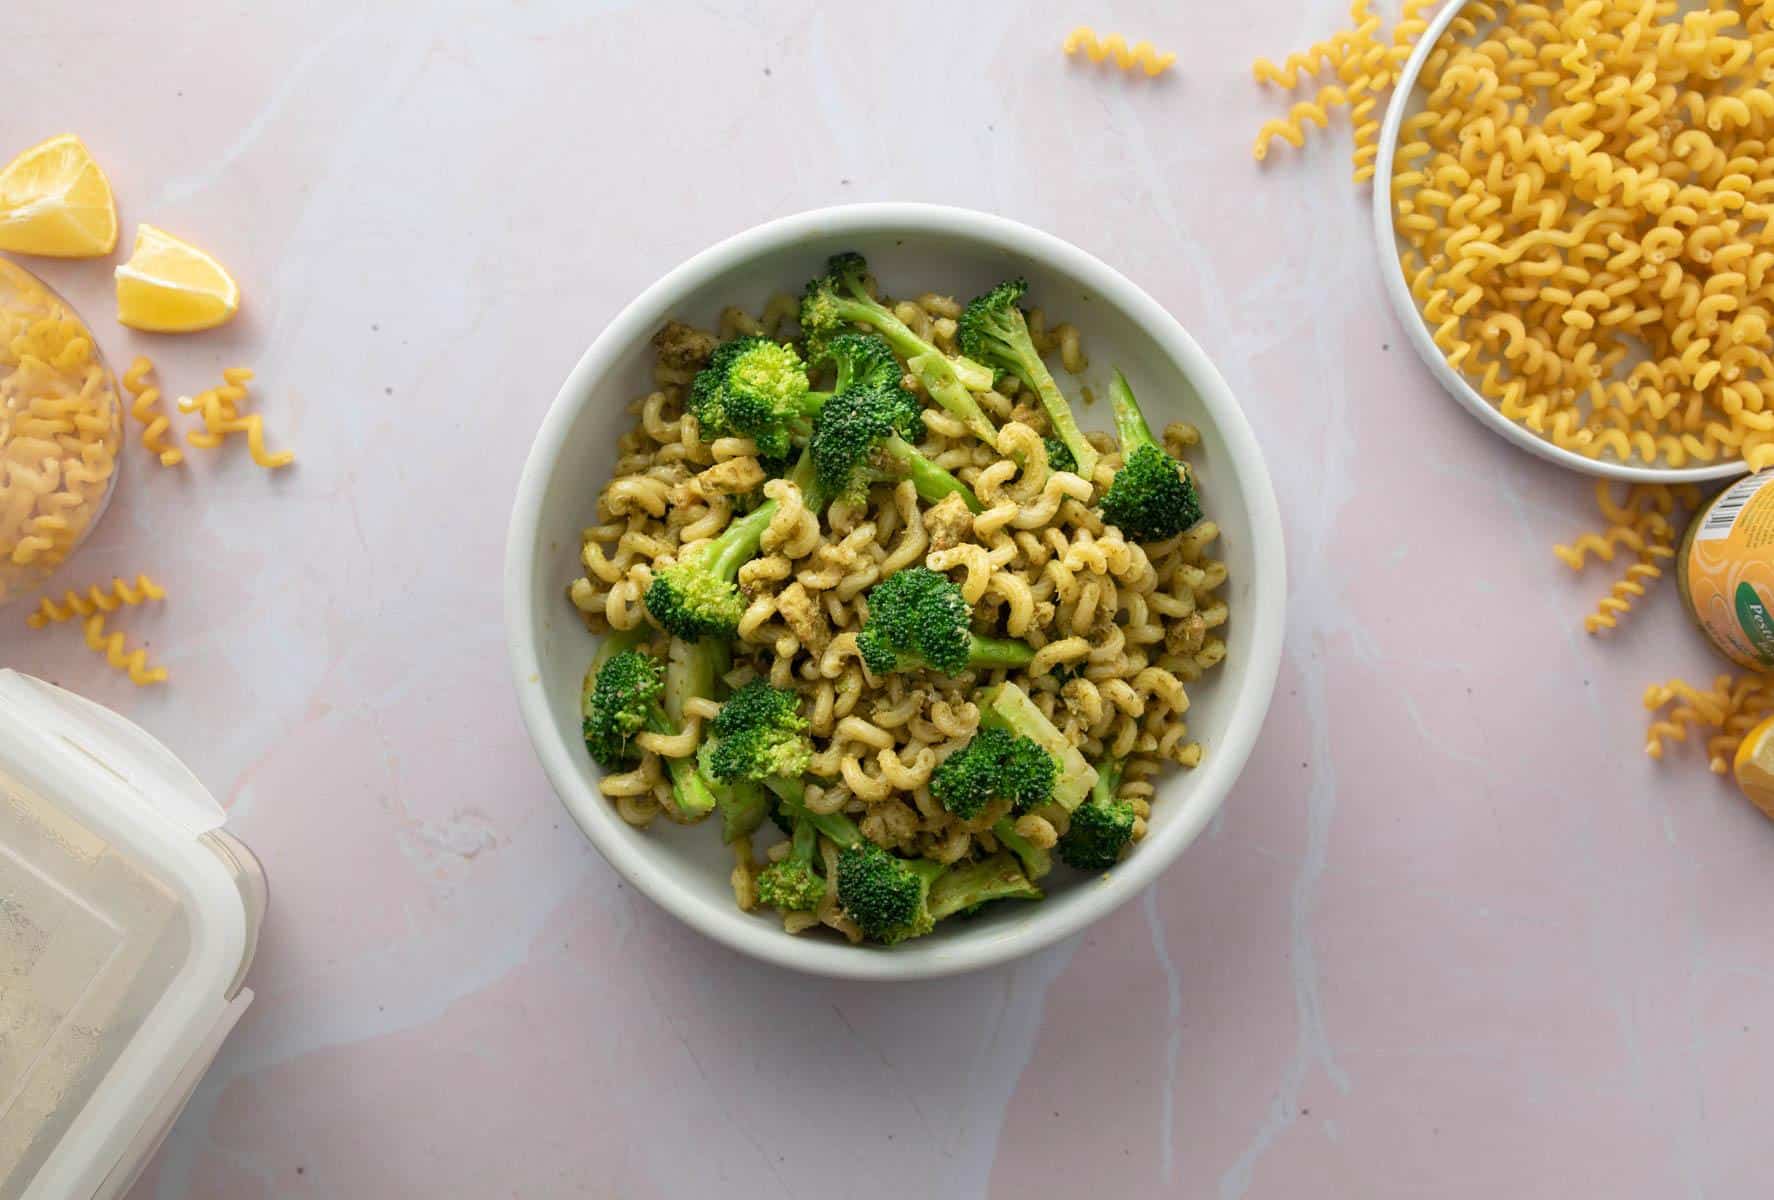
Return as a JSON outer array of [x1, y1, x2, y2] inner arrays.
[[716, 779, 768, 843], [1092, 754, 1126, 804], [664, 637, 719, 725], [992, 818, 1053, 880], [640, 703, 717, 820], [765, 777, 863, 848], [698, 451, 820, 577], [928, 853, 1042, 919], [1022, 353, 1101, 483], [875, 436, 983, 513], [967, 636, 1037, 669], [830, 294, 999, 446], [1109, 369, 1158, 454]]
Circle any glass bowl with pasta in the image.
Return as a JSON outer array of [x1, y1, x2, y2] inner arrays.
[[1373, 0, 1769, 484], [506, 204, 1285, 979], [0, 257, 124, 606]]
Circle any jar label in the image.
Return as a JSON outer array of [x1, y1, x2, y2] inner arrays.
[[1685, 470, 1774, 669]]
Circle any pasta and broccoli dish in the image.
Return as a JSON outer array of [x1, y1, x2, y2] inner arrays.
[[568, 253, 1228, 946]]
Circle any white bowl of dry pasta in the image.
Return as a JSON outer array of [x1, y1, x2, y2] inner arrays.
[[505, 204, 1285, 979], [1374, 0, 1773, 485]]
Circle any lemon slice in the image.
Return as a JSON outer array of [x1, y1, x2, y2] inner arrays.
[[0, 135, 119, 258], [1732, 714, 1774, 821], [115, 224, 240, 332]]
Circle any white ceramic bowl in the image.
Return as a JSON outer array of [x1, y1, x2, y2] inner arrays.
[[1372, 1, 1743, 485], [505, 204, 1286, 980]]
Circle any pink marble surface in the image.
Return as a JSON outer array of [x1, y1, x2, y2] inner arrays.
[[7, 1, 1774, 1196]]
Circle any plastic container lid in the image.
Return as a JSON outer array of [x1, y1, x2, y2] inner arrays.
[[0, 670, 265, 1200]]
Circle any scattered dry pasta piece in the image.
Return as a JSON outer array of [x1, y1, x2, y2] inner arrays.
[[82, 612, 168, 686], [26, 573, 166, 628], [1554, 483, 1697, 635], [1062, 27, 1176, 77], [1645, 674, 1774, 775], [120, 355, 184, 467], [181, 366, 294, 469]]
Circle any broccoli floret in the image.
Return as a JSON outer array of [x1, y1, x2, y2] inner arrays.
[[856, 567, 1035, 676], [645, 449, 820, 640], [1098, 369, 1202, 542], [813, 331, 905, 394], [810, 384, 981, 513], [580, 645, 716, 820], [756, 814, 827, 912], [978, 680, 1099, 812], [689, 336, 829, 459], [580, 642, 658, 769], [959, 280, 1101, 481], [835, 841, 946, 944], [930, 727, 1055, 820], [701, 679, 813, 783], [801, 253, 999, 446], [1043, 435, 1077, 475], [928, 853, 1042, 920], [1057, 756, 1136, 871]]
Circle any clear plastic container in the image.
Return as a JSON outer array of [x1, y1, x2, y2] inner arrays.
[[0, 258, 124, 607], [0, 670, 265, 1200]]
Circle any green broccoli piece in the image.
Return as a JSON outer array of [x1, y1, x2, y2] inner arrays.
[[810, 383, 981, 513], [958, 279, 1100, 481], [579, 645, 716, 821], [645, 449, 820, 640], [688, 336, 830, 459], [978, 680, 1099, 812], [856, 567, 1035, 676], [928, 852, 1043, 920], [929, 726, 1055, 820], [801, 253, 999, 446], [700, 679, 813, 783], [765, 777, 865, 848], [991, 819, 1053, 881], [756, 814, 827, 912], [1057, 756, 1136, 871], [715, 779, 769, 844], [812, 331, 905, 394], [835, 840, 946, 944], [1043, 435, 1077, 475], [1098, 369, 1202, 542]]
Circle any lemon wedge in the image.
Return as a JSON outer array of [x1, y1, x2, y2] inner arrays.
[[0, 135, 119, 258], [115, 224, 240, 332], [1732, 714, 1774, 821]]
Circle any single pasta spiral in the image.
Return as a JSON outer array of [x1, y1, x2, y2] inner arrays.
[[82, 613, 168, 686], [1063, 27, 1177, 77], [26, 574, 167, 628]]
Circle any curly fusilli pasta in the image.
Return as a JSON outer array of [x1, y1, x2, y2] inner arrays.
[[1063, 27, 1177, 77]]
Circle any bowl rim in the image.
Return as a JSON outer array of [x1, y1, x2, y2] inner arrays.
[[504, 202, 1288, 980], [1371, 2, 1745, 486]]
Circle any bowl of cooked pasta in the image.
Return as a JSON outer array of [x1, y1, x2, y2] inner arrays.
[[1374, 0, 1763, 484], [505, 204, 1285, 979]]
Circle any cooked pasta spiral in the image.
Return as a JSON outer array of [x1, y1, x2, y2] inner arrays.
[[570, 294, 1229, 931]]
